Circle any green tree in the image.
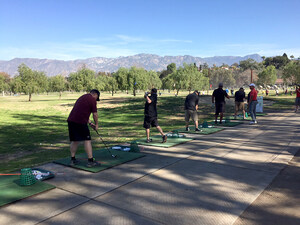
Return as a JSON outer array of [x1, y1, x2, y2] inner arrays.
[[147, 70, 162, 90], [209, 68, 235, 88], [257, 65, 277, 86], [114, 67, 130, 93], [49, 75, 67, 99], [159, 63, 177, 79], [68, 66, 96, 92], [15, 64, 48, 101], [0, 72, 10, 95], [128, 67, 148, 96], [264, 53, 290, 69], [239, 58, 260, 83], [282, 61, 300, 84]]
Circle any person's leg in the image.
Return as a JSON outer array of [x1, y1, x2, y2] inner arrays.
[[146, 128, 150, 139], [84, 140, 93, 159], [242, 109, 246, 119], [220, 112, 223, 123], [249, 102, 255, 121], [185, 110, 190, 129], [70, 141, 79, 157], [156, 126, 164, 136], [253, 101, 257, 121], [234, 102, 238, 118]]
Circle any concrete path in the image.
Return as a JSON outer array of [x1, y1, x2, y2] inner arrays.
[[0, 111, 299, 225]]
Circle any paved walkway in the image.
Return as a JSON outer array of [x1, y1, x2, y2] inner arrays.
[[0, 111, 299, 225]]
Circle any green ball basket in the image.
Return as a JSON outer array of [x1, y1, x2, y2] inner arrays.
[[19, 168, 36, 186]]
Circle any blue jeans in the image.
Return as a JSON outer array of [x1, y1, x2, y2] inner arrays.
[[249, 101, 258, 121]]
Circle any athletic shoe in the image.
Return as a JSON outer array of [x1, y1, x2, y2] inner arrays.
[[162, 135, 167, 143], [185, 127, 190, 131], [249, 121, 257, 125], [146, 139, 153, 143], [195, 128, 201, 132], [86, 160, 101, 168], [70, 159, 79, 166]]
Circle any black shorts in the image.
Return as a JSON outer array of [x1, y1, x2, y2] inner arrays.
[[215, 102, 225, 115], [68, 121, 91, 142], [143, 116, 159, 129]]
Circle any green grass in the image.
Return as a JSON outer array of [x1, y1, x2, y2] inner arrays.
[[0, 91, 292, 172]]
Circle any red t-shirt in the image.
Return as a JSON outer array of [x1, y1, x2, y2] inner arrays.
[[296, 88, 300, 98], [67, 94, 97, 124], [250, 89, 258, 101]]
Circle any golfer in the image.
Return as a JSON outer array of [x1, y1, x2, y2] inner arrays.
[[295, 85, 300, 112], [143, 88, 167, 143], [248, 83, 258, 124], [234, 87, 246, 119], [67, 89, 100, 167], [184, 90, 200, 131], [212, 83, 230, 124]]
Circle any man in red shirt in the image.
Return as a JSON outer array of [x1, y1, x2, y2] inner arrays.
[[248, 83, 258, 124], [67, 89, 100, 167], [295, 85, 300, 112]]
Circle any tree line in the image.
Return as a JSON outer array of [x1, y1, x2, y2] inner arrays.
[[0, 53, 299, 101]]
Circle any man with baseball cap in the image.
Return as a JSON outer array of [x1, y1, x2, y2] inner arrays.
[[184, 90, 201, 131], [67, 89, 100, 167], [248, 83, 258, 124]]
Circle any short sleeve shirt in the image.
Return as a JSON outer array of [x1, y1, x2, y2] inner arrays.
[[213, 88, 228, 103], [184, 93, 199, 111], [249, 89, 258, 101], [144, 94, 157, 118], [296, 88, 300, 98], [235, 90, 245, 102], [67, 94, 97, 124]]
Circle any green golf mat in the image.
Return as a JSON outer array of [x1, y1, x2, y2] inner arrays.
[[256, 113, 267, 116], [134, 135, 193, 148], [53, 149, 145, 172], [207, 120, 243, 127], [227, 116, 252, 121], [0, 176, 55, 207], [173, 126, 224, 134]]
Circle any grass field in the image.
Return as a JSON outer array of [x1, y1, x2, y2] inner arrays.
[[0, 90, 295, 172]]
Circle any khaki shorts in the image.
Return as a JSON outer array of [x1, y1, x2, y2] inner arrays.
[[235, 102, 245, 111], [185, 110, 198, 122]]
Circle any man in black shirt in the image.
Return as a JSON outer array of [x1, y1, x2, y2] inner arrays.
[[143, 88, 167, 143], [185, 90, 200, 131], [234, 87, 246, 119], [212, 83, 230, 124]]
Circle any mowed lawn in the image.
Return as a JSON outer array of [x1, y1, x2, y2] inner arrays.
[[0, 90, 295, 172]]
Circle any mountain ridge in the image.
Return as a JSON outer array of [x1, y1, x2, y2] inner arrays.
[[0, 53, 262, 76]]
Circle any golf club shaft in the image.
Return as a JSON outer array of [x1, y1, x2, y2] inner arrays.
[[95, 130, 115, 156]]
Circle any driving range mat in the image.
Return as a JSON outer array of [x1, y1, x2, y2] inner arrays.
[[173, 126, 224, 134], [0, 176, 55, 207], [207, 120, 243, 127], [256, 113, 268, 116], [134, 135, 193, 148], [227, 116, 252, 121], [53, 149, 145, 172]]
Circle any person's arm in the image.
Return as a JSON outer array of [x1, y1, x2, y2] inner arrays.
[[146, 95, 152, 104], [92, 112, 98, 130]]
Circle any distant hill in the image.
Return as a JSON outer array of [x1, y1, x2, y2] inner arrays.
[[0, 53, 262, 76]]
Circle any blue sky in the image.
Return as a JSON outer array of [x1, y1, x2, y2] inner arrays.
[[0, 0, 299, 60]]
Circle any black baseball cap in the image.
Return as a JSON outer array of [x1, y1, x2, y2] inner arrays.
[[90, 89, 100, 101]]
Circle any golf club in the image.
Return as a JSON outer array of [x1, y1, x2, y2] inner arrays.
[[94, 130, 117, 158]]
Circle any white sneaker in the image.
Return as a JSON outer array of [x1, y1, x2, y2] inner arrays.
[[254, 120, 257, 124], [249, 120, 257, 125]]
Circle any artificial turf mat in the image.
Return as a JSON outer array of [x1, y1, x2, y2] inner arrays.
[[173, 126, 224, 134], [0, 176, 55, 207], [207, 120, 243, 127], [53, 149, 145, 172], [227, 116, 252, 121], [134, 135, 193, 147]]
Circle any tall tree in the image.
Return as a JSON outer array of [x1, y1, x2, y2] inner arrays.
[[15, 64, 48, 101], [209, 67, 235, 88], [128, 67, 148, 96], [239, 59, 260, 83], [0, 72, 10, 96], [147, 70, 162, 90], [68, 66, 96, 92], [49, 75, 67, 99], [257, 65, 277, 86], [282, 61, 300, 85], [114, 67, 130, 93]]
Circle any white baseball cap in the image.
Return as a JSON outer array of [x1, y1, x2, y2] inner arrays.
[[249, 83, 255, 87]]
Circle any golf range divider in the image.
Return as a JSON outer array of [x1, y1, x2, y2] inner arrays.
[[0, 167, 56, 207]]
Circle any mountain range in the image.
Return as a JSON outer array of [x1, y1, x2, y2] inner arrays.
[[0, 53, 262, 77]]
